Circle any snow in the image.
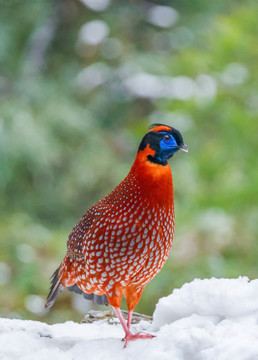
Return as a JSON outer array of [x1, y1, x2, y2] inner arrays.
[[2, 277, 258, 360]]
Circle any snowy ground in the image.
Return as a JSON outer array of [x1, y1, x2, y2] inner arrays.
[[1, 277, 258, 360]]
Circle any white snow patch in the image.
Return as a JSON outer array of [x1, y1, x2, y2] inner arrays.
[[2, 277, 258, 359], [152, 277, 258, 328]]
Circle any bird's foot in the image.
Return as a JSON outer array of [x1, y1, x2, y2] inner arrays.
[[122, 331, 155, 347]]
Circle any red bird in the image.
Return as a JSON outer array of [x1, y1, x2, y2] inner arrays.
[[45, 124, 187, 346]]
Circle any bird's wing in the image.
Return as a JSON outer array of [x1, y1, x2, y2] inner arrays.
[[66, 201, 112, 259], [45, 202, 112, 309]]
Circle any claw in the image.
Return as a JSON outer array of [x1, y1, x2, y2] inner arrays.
[[123, 331, 155, 347]]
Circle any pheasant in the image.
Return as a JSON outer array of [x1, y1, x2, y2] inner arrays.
[[45, 124, 188, 346]]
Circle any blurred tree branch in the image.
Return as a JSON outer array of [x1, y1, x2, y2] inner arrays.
[[22, 0, 61, 75]]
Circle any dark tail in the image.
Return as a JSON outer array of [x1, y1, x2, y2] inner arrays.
[[45, 267, 64, 309], [67, 284, 109, 306]]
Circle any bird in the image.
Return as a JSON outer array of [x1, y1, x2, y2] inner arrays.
[[45, 124, 188, 346]]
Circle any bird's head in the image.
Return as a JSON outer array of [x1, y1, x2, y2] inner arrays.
[[138, 124, 188, 165]]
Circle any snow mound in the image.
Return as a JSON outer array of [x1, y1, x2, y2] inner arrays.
[[1, 277, 258, 360], [152, 276, 258, 328]]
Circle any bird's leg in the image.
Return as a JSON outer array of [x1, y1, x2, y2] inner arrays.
[[124, 309, 154, 346], [127, 309, 132, 329], [113, 307, 154, 347], [113, 307, 129, 335]]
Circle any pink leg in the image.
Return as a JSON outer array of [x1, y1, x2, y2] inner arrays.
[[113, 307, 154, 347], [127, 310, 133, 329], [113, 307, 128, 334]]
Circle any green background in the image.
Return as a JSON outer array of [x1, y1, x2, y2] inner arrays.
[[0, 0, 258, 323]]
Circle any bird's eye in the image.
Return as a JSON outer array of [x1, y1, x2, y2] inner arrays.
[[163, 134, 171, 141]]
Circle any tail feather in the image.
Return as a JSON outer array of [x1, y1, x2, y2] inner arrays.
[[45, 268, 64, 309], [68, 284, 109, 306], [46, 267, 110, 308]]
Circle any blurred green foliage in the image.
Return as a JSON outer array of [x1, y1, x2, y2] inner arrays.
[[0, 0, 258, 323]]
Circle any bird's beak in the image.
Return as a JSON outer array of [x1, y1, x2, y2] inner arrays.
[[180, 143, 188, 152]]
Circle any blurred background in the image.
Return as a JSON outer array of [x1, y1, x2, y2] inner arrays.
[[1, 0, 258, 324]]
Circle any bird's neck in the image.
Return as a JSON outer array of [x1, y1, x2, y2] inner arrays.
[[129, 146, 173, 208]]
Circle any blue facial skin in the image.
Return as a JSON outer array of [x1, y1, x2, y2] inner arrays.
[[157, 133, 180, 163]]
